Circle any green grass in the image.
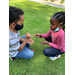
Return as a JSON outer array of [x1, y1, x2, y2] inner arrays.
[[9, 0, 65, 75]]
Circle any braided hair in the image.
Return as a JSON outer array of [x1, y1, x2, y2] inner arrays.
[[51, 11, 65, 30]]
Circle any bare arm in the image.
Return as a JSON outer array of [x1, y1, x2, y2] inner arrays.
[[18, 38, 28, 52], [18, 33, 31, 52], [20, 37, 25, 42]]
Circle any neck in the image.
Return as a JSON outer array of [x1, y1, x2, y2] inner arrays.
[[53, 27, 61, 32], [9, 26, 17, 33]]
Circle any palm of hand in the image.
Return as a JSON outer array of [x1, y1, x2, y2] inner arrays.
[[27, 39, 34, 45]]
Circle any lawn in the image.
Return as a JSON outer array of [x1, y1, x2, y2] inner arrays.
[[9, 0, 65, 75]]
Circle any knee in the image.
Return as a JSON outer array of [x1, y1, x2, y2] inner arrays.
[[43, 49, 48, 56], [29, 52, 34, 59], [26, 43, 30, 48], [25, 51, 34, 59], [21, 35, 25, 39]]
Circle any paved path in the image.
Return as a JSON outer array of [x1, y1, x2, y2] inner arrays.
[[29, 0, 65, 9]]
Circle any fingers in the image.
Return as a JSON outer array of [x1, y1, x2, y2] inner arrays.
[[32, 34, 40, 38], [25, 32, 31, 39], [30, 40, 34, 45], [26, 32, 29, 35], [32, 34, 38, 38], [27, 39, 34, 45], [41, 41, 45, 45], [32, 34, 36, 38], [26, 32, 30, 36]]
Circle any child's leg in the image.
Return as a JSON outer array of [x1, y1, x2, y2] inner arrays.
[[20, 35, 30, 48], [45, 36, 52, 42], [15, 46, 34, 59], [15, 35, 34, 59], [43, 47, 64, 57]]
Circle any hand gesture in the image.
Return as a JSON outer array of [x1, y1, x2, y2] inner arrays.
[[41, 41, 45, 45], [32, 34, 42, 38], [27, 39, 34, 45], [41, 41, 49, 45], [25, 32, 31, 39]]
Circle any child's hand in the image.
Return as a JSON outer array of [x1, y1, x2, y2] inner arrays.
[[41, 41, 45, 45], [32, 34, 42, 38], [27, 39, 34, 45], [25, 32, 31, 39], [41, 41, 49, 45]]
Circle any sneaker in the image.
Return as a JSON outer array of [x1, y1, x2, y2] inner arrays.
[[49, 55, 61, 60], [29, 48, 34, 52], [9, 56, 17, 61]]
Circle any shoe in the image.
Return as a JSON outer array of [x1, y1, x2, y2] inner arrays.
[[49, 55, 61, 60], [29, 48, 34, 52], [9, 56, 17, 61]]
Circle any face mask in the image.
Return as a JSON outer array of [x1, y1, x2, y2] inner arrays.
[[15, 24, 23, 31], [54, 23, 62, 32], [54, 28, 60, 32]]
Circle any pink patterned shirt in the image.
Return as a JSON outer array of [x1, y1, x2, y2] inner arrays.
[[41, 28, 65, 52]]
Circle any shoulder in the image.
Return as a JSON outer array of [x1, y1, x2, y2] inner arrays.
[[49, 29, 52, 33], [9, 31, 20, 39], [60, 28, 65, 34], [57, 28, 65, 38], [9, 31, 20, 51], [9, 31, 15, 38], [9, 31, 19, 44]]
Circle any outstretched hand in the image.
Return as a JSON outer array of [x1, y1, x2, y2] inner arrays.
[[41, 41, 49, 45], [32, 34, 42, 38]]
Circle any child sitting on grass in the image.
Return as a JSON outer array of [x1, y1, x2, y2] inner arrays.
[[9, 6, 34, 61], [32, 12, 65, 60]]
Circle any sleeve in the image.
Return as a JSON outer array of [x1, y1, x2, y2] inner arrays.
[[49, 33, 64, 50], [9, 38, 20, 51], [40, 29, 51, 38]]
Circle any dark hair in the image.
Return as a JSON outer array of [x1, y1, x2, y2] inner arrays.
[[9, 6, 24, 25], [51, 11, 65, 30]]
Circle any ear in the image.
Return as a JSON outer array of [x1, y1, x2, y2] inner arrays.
[[60, 23, 63, 26], [11, 22, 16, 28]]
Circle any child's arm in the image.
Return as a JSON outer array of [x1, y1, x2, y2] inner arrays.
[[41, 34, 64, 50], [20, 37, 25, 42], [20, 32, 31, 42], [49, 34, 64, 50], [40, 29, 51, 38], [18, 38, 28, 51], [32, 29, 51, 38], [18, 34, 31, 52], [32, 34, 42, 38]]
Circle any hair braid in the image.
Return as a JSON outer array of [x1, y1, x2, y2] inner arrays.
[[52, 12, 65, 30]]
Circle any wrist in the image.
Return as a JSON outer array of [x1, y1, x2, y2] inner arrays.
[[40, 34, 42, 37], [47, 42, 49, 44], [24, 38, 28, 42]]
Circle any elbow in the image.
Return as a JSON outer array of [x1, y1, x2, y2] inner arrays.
[[18, 47, 22, 52], [57, 46, 62, 50], [18, 49, 21, 52], [18, 50, 21, 52]]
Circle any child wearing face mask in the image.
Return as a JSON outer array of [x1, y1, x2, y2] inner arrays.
[[32, 12, 65, 60], [9, 6, 34, 60]]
